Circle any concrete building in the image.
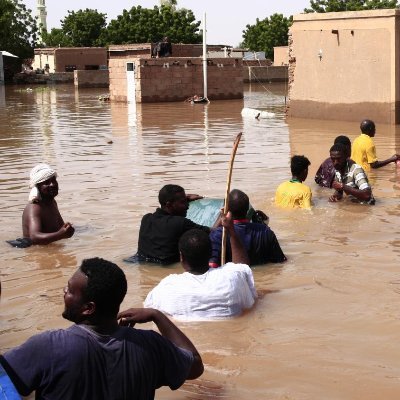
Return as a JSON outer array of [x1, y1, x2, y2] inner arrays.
[[32, 47, 107, 73], [287, 9, 400, 124], [273, 46, 289, 66], [108, 43, 243, 103]]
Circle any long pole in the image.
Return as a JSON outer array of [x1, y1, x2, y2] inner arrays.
[[202, 12, 207, 100], [221, 132, 242, 266]]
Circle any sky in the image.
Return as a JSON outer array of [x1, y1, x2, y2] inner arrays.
[[23, 0, 310, 46]]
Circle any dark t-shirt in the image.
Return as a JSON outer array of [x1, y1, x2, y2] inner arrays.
[[137, 208, 210, 264], [209, 221, 286, 266], [0, 324, 194, 400], [314, 157, 335, 188]]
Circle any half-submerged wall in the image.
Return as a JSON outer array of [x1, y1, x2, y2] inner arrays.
[[109, 56, 243, 103], [288, 9, 400, 124]]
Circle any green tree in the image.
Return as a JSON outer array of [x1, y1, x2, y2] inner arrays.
[[41, 9, 106, 47], [0, 0, 38, 58], [41, 28, 72, 47], [304, 0, 398, 13], [101, 5, 201, 45], [242, 13, 292, 59]]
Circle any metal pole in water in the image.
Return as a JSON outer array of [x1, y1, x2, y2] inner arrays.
[[202, 12, 208, 100]]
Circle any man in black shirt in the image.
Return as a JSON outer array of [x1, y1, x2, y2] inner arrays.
[[126, 185, 211, 265]]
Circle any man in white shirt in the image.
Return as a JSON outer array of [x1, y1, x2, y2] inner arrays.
[[144, 212, 257, 320]]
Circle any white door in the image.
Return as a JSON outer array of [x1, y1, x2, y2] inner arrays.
[[126, 62, 135, 104]]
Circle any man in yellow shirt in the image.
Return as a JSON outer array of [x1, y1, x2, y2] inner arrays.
[[275, 155, 312, 209], [351, 119, 399, 172]]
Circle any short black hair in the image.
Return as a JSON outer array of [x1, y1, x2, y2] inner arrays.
[[158, 184, 185, 206], [229, 189, 249, 219], [179, 229, 211, 272], [360, 119, 375, 134], [290, 155, 311, 177], [334, 135, 351, 147], [330, 143, 347, 155], [80, 257, 127, 317]]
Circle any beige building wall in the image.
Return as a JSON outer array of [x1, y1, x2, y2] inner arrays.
[[274, 46, 289, 66], [33, 52, 55, 72], [288, 9, 400, 124], [33, 48, 107, 73]]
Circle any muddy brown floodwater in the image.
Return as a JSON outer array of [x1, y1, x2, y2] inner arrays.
[[1, 83, 400, 399]]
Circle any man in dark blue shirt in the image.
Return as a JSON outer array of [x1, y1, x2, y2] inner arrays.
[[209, 189, 286, 267], [0, 258, 203, 399]]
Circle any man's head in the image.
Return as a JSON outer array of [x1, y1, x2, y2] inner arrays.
[[159, 184, 188, 217], [179, 229, 211, 274], [29, 163, 58, 202], [62, 257, 127, 323], [228, 189, 249, 219], [334, 135, 351, 158], [290, 155, 311, 182], [360, 119, 376, 137], [330, 143, 347, 172]]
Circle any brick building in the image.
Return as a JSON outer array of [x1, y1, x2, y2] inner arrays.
[[108, 43, 244, 103]]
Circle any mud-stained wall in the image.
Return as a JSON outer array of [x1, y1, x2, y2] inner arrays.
[[33, 48, 107, 73], [288, 9, 400, 124], [74, 70, 109, 88], [109, 56, 243, 103]]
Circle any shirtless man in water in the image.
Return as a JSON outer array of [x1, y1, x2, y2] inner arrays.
[[22, 164, 74, 245]]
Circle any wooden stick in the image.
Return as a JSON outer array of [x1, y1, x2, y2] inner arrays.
[[221, 132, 242, 266]]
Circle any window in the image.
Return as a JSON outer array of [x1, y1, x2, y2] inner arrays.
[[65, 65, 76, 72], [126, 63, 134, 72]]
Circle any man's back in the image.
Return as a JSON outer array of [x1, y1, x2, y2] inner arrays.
[[1, 325, 193, 400], [351, 134, 377, 172], [209, 222, 286, 266], [137, 208, 207, 263], [275, 181, 312, 209], [144, 263, 257, 320]]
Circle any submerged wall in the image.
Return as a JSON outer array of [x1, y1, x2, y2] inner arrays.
[[74, 70, 109, 88], [109, 56, 243, 103], [288, 9, 400, 124]]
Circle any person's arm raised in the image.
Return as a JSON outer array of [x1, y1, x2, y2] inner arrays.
[[118, 308, 204, 379], [221, 211, 250, 265]]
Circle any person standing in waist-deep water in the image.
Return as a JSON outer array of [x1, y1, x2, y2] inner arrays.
[[315, 135, 352, 188], [22, 163, 74, 245], [209, 189, 286, 267], [351, 119, 399, 172], [329, 143, 375, 205], [275, 155, 312, 209], [130, 184, 210, 265], [0, 257, 203, 399]]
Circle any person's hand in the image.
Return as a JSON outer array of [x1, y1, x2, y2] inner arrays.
[[60, 222, 75, 238], [331, 181, 344, 191], [221, 211, 234, 231], [118, 308, 156, 327], [186, 194, 203, 202], [329, 191, 343, 202], [393, 154, 400, 161]]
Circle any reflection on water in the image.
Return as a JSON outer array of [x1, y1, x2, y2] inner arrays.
[[1, 83, 400, 399]]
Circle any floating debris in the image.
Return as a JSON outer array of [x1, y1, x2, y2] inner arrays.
[[98, 95, 110, 101], [241, 107, 275, 119]]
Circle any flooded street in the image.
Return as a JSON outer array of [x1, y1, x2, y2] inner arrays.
[[1, 83, 400, 399]]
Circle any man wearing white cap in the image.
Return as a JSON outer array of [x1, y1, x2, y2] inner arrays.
[[22, 163, 74, 245]]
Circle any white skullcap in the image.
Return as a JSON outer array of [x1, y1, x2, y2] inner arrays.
[[28, 163, 57, 203]]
